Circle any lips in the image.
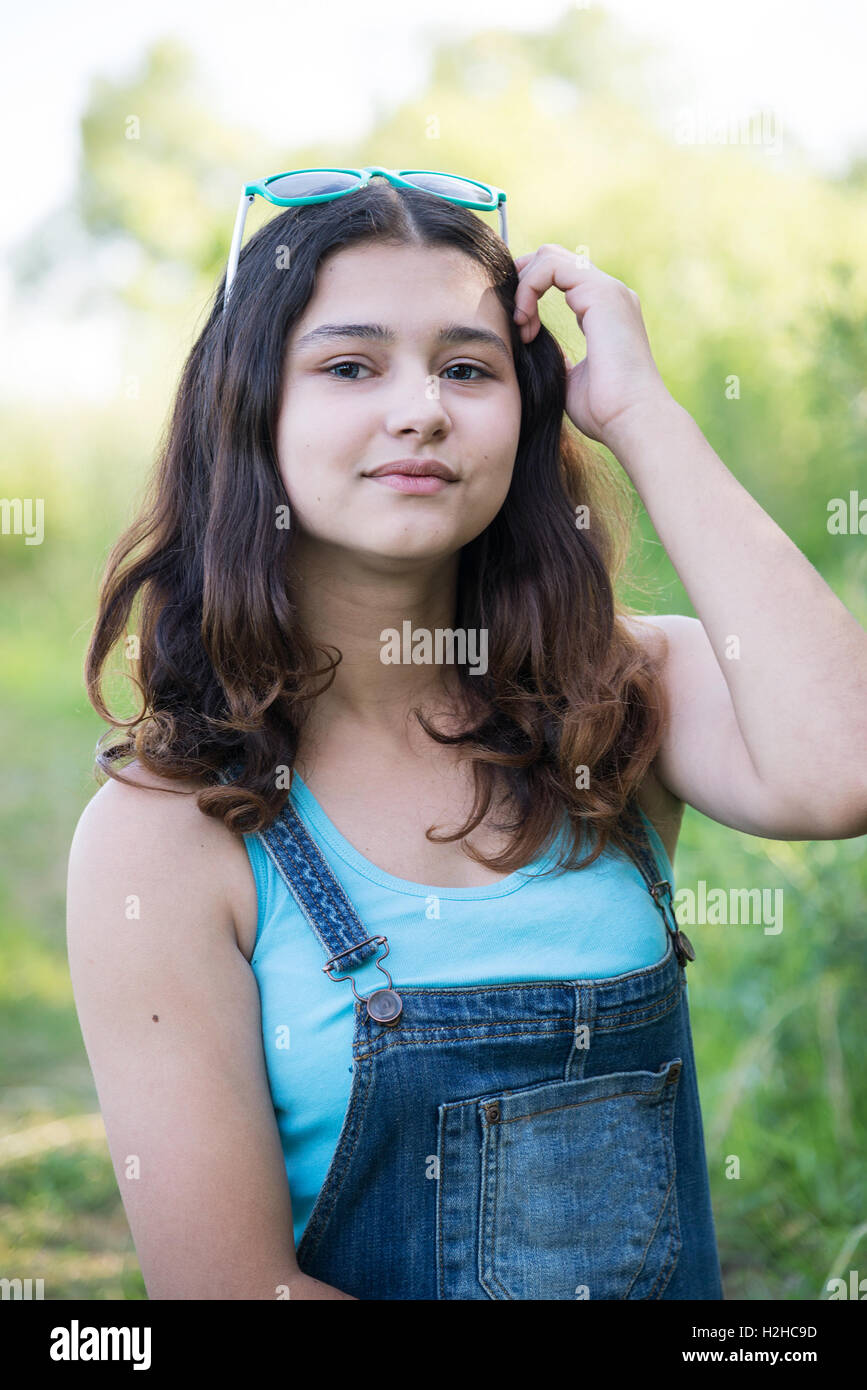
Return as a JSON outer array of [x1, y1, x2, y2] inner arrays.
[[365, 472, 452, 495], [364, 459, 457, 481]]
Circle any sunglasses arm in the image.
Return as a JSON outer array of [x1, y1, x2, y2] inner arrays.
[[498, 200, 508, 247], [223, 190, 255, 313]]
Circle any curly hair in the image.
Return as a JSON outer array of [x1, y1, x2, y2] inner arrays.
[[84, 177, 669, 876]]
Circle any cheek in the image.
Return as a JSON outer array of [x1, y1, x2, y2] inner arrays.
[[454, 450, 517, 530], [468, 403, 521, 476], [275, 448, 360, 539], [476, 389, 521, 452], [275, 396, 361, 485]]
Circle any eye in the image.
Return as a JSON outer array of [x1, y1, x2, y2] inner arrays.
[[442, 363, 492, 381], [325, 360, 372, 380], [324, 359, 493, 382]]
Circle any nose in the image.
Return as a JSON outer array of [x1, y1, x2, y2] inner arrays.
[[382, 368, 451, 437]]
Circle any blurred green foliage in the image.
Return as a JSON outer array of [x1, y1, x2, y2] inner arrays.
[[1, 9, 865, 1300]]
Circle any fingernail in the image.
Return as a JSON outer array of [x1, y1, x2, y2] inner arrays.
[[513, 308, 527, 323]]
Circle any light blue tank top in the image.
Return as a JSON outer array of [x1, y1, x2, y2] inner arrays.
[[243, 772, 675, 1252]]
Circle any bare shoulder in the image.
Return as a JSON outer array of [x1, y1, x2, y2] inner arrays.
[[70, 759, 258, 960], [73, 759, 227, 868], [616, 613, 686, 869], [66, 758, 298, 1296]]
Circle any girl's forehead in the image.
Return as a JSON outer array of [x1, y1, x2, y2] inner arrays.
[[315, 241, 493, 290], [287, 247, 509, 358], [294, 261, 506, 346]]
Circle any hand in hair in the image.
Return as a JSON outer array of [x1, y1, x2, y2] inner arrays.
[[512, 244, 672, 447]]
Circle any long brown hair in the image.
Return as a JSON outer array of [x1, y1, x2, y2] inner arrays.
[[85, 179, 669, 874]]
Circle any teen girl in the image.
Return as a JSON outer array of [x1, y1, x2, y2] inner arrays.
[[67, 168, 867, 1300]]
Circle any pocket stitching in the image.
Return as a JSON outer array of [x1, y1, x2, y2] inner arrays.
[[645, 1079, 683, 1299], [624, 1080, 682, 1298], [480, 1065, 682, 1300], [480, 1118, 513, 1300]]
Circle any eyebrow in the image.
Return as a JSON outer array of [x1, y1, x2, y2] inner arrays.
[[291, 321, 511, 360]]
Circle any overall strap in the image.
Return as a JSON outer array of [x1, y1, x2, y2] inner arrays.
[[622, 801, 695, 968], [218, 761, 380, 972]]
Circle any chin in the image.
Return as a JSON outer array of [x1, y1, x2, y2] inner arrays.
[[353, 531, 460, 565]]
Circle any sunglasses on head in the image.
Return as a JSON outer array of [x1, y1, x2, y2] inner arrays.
[[222, 165, 509, 312]]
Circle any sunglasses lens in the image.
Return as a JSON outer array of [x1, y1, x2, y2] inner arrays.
[[264, 170, 362, 198], [401, 172, 495, 204]]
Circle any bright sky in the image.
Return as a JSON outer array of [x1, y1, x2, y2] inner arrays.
[[2, 0, 865, 403]]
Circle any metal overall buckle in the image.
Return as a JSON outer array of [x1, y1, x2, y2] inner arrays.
[[323, 935, 403, 1026], [649, 880, 696, 968]]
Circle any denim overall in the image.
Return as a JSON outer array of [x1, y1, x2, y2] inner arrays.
[[219, 763, 724, 1300]]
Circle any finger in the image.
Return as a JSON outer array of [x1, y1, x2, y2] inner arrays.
[[513, 247, 611, 341], [515, 255, 612, 341], [512, 257, 561, 336]]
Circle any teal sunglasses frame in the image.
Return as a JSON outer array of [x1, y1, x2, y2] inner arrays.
[[222, 165, 508, 312]]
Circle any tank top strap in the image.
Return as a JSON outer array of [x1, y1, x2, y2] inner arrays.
[[217, 760, 378, 972]]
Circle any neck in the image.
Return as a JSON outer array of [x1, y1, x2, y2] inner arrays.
[[289, 535, 469, 743]]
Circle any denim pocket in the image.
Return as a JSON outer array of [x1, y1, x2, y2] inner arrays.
[[477, 1058, 682, 1300]]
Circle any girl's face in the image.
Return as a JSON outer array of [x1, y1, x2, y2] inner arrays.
[[275, 240, 522, 569]]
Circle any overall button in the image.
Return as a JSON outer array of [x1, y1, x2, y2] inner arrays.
[[366, 988, 402, 1026], [675, 930, 696, 963]]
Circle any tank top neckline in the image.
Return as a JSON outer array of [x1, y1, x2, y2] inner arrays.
[[288, 770, 572, 901], [287, 772, 675, 902]]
